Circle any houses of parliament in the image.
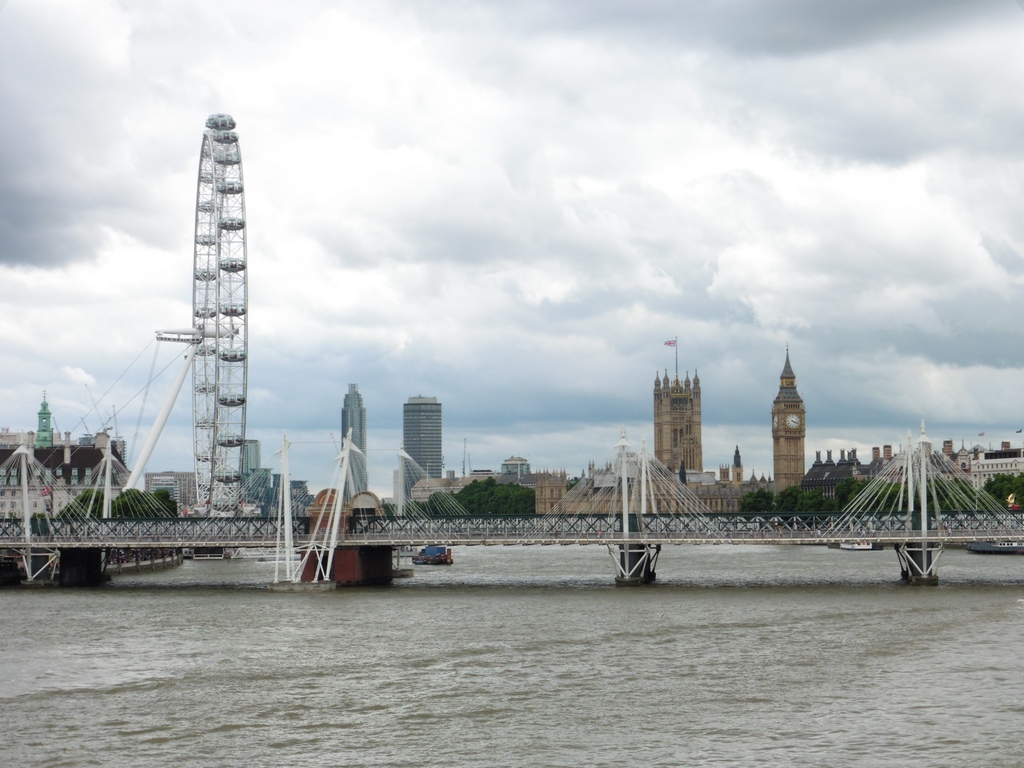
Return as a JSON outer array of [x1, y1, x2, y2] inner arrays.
[[653, 350, 805, 512]]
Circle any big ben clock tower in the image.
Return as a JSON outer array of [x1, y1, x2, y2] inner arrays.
[[771, 348, 805, 492]]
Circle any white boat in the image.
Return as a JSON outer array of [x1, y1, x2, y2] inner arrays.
[[839, 541, 876, 551]]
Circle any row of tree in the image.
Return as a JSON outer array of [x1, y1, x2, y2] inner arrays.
[[980, 474, 1024, 507], [55, 488, 178, 518], [738, 478, 867, 514], [740, 473, 1018, 515], [421, 477, 535, 516]]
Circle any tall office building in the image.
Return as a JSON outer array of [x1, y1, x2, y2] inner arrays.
[[241, 439, 261, 475], [240, 439, 273, 515], [341, 384, 368, 495], [403, 396, 442, 479]]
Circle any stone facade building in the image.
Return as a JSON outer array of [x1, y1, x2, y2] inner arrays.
[[771, 350, 806, 492], [653, 369, 702, 475]]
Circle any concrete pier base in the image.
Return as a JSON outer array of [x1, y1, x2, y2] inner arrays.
[[58, 548, 106, 587], [29, 552, 57, 582], [267, 581, 337, 593], [613, 543, 659, 586], [896, 541, 942, 586], [20, 579, 55, 589], [301, 545, 394, 586]]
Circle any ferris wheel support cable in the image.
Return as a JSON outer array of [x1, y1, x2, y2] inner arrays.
[[124, 336, 200, 490], [129, 342, 162, 467]]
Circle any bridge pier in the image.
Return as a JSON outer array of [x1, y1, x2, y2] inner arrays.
[[58, 548, 106, 587], [29, 551, 57, 582], [300, 545, 393, 587], [895, 541, 942, 586], [612, 543, 660, 586]]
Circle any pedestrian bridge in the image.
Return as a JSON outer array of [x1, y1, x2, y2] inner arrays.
[[4, 423, 1023, 586], [2, 510, 1021, 549]]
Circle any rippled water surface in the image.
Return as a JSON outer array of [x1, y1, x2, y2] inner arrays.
[[2, 545, 1022, 767]]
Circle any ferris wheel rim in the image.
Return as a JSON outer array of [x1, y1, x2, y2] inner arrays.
[[191, 113, 248, 516]]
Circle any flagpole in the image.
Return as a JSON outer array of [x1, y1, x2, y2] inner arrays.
[[663, 337, 679, 376]]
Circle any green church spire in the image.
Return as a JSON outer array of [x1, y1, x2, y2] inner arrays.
[[36, 392, 53, 448]]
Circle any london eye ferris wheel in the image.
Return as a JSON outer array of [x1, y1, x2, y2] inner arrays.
[[192, 113, 248, 515]]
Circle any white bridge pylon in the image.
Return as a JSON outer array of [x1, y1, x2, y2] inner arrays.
[[275, 428, 364, 584], [611, 427, 658, 585], [124, 330, 201, 491], [1, 431, 138, 582], [536, 427, 722, 584], [831, 420, 1007, 584], [272, 437, 471, 584]]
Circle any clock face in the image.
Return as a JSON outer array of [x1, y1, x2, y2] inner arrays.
[[772, 414, 778, 429], [785, 414, 800, 429]]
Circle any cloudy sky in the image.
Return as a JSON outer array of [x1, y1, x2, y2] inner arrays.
[[3, 0, 1024, 496]]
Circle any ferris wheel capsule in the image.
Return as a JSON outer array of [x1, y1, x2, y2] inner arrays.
[[206, 113, 236, 130]]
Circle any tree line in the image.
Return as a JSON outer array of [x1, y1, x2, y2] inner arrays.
[[53, 488, 178, 518], [419, 477, 535, 516], [738, 478, 866, 514], [740, 473, 1016, 515], [980, 473, 1024, 507]]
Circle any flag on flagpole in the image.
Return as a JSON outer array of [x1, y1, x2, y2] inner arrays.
[[978, 432, 985, 436], [664, 340, 676, 347], [1016, 428, 1022, 433], [41, 486, 51, 497]]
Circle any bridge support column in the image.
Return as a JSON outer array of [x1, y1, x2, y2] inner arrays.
[[58, 548, 106, 587], [895, 541, 942, 586], [28, 551, 57, 582], [300, 546, 393, 587], [610, 543, 660, 586]]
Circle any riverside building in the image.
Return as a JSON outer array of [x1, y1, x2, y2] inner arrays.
[[653, 369, 702, 475], [403, 396, 442, 478]]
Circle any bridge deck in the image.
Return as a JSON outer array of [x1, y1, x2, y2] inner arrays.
[[1, 514, 1021, 549]]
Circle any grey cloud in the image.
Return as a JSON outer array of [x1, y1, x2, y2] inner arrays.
[[409, 0, 1009, 56]]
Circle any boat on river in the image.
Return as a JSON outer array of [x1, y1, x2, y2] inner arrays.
[[412, 545, 453, 565], [965, 541, 1024, 555], [839, 541, 876, 551]]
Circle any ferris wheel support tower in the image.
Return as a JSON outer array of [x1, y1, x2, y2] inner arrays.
[[192, 113, 249, 515]]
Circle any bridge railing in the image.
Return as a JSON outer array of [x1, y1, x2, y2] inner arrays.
[[0, 516, 309, 547]]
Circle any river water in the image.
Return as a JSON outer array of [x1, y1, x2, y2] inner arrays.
[[1, 544, 1022, 768]]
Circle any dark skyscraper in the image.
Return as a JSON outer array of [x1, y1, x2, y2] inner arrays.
[[403, 396, 442, 480], [342, 384, 368, 495]]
